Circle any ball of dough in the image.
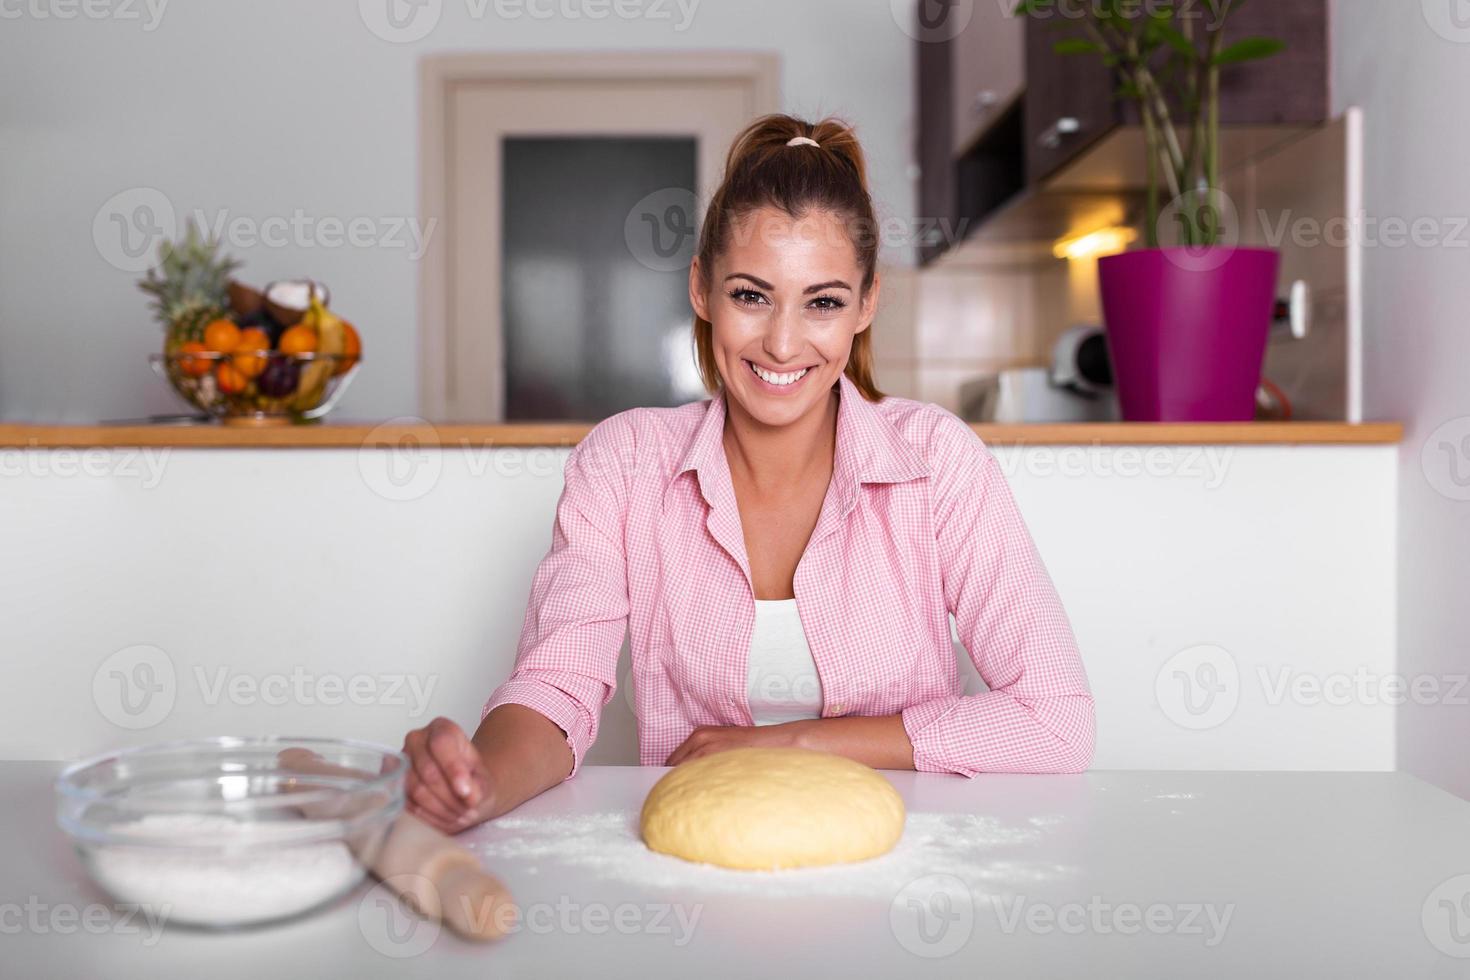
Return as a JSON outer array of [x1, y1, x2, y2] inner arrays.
[[640, 747, 906, 870]]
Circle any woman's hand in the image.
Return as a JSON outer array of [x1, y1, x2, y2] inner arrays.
[[401, 717, 497, 833], [664, 722, 806, 767]]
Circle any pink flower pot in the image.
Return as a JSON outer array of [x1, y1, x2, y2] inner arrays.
[[1098, 247, 1280, 422]]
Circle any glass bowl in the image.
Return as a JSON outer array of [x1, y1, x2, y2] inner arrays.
[[56, 736, 405, 929], [149, 351, 360, 427]]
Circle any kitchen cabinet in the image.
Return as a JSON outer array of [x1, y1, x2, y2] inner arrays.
[[916, 30, 955, 265], [951, 1, 1025, 155], [916, 0, 1332, 263], [1024, 0, 1330, 184]]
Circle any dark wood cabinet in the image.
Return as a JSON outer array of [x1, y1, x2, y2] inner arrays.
[[916, 34, 955, 266], [1024, 0, 1330, 184], [915, 0, 1331, 264]]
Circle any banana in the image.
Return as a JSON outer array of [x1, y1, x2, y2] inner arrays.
[[291, 287, 347, 412]]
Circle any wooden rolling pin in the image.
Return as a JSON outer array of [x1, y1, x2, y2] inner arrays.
[[276, 747, 514, 942]]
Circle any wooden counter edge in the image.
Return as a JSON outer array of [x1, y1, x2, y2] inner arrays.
[[0, 421, 1405, 449]]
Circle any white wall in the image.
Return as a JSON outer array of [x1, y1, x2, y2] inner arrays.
[[0, 0, 917, 422], [1334, 0, 1470, 799], [0, 443, 1396, 773]]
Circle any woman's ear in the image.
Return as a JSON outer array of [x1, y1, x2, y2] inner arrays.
[[688, 257, 710, 322], [856, 272, 881, 335]]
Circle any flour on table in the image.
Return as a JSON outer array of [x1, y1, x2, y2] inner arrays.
[[472, 811, 1072, 898]]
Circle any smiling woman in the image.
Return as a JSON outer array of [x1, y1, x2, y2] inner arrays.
[[397, 114, 1096, 835]]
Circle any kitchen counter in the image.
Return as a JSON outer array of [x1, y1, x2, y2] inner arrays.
[[0, 420, 1404, 448], [5, 763, 1468, 978]]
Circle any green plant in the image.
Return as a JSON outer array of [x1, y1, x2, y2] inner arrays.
[[137, 223, 241, 350], [1015, 0, 1285, 249]]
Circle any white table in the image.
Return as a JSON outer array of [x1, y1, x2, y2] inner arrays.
[[5, 763, 1469, 978]]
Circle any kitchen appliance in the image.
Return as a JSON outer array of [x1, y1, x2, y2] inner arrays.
[[961, 326, 1120, 423]]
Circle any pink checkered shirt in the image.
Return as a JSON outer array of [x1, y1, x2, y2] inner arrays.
[[483, 373, 1095, 777]]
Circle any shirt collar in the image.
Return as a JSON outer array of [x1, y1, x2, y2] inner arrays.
[[669, 372, 930, 507]]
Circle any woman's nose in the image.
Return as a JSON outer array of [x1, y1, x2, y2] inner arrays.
[[763, 310, 804, 362]]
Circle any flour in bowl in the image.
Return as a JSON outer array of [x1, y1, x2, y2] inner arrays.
[[471, 810, 1071, 899], [86, 813, 361, 927]]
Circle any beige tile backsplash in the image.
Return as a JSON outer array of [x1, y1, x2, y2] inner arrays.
[[876, 261, 1072, 414]]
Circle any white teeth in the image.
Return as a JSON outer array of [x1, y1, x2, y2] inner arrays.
[[749, 361, 809, 387]]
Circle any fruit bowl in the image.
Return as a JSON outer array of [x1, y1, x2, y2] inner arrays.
[[150, 350, 360, 427]]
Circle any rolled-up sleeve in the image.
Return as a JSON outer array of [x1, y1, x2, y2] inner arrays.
[[901, 416, 1095, 776], [481, 419, 631, 780]]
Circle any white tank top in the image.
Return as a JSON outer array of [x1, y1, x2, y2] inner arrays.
[[747, 598, 824, 726]]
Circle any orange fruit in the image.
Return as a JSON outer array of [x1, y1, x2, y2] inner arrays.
[[333, 321, 361, 376], [216, 362, 248, 395], [203, 318, 241, 353], [178, 341, 212, 378], [279, 325, 319, 355], [232, 328, 271, 378]]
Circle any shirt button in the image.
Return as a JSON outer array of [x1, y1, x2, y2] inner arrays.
[[830, 703, 846, 715]]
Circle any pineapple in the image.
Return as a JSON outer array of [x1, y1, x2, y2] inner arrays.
[[138, 223, 241, 351]]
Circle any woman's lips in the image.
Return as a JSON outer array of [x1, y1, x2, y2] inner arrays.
[[744, 359, 814, 395]]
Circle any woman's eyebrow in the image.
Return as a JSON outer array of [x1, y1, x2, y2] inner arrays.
[[803, 280, 852, 294], [724, 273, 774, 289]]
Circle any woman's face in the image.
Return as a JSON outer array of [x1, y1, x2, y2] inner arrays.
[[690, 206, 879, 429]]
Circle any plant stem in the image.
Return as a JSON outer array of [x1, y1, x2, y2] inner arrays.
[[1134, 65, 1186, 201], [1143, 104, 1161, 248]]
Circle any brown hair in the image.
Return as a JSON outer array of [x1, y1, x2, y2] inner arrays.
[[692, 114, 885, 402]]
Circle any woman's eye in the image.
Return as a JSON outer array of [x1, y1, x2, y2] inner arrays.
[[729, 288, 767, 306], [809, 295, 847, 312]]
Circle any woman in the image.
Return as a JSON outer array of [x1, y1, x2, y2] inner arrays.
[[401, 114, 1095, 834]]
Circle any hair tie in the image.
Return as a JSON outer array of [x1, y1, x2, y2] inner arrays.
[[786, 136, 820, 148]]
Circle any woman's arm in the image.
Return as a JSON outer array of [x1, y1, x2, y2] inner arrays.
[[665, 714, 915, 770], [666, 415, 1092, 777], [402, 418, 634, 830], [900, 414, 1096, 776]]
